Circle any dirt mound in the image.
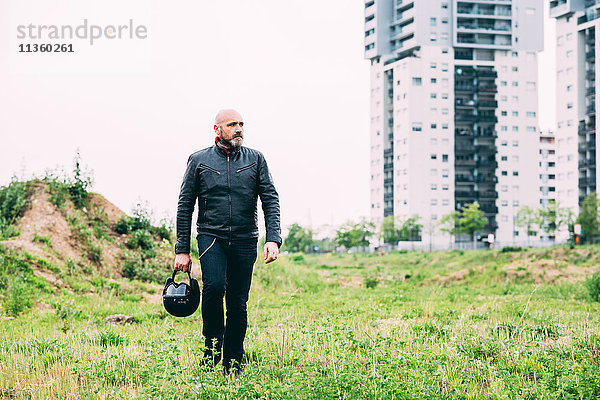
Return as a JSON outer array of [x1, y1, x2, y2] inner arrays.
[[503, 259, 593, 284], [0, 182, 146, 282]]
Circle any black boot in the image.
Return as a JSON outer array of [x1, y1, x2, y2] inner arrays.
[[200, 338, 222, 369], [223, 358, 244, 376]]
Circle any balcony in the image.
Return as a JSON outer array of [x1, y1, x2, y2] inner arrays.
[[587, 105, 596, 115], [384, 178, 394, 185], [478, 84, 498, 93], [478, 191, 498, 200], [384, 207, 394, 217], [477, 100, 498, 109], [456, 84, 476, 92], [456, 129, 474, 136], [587, 87, 597, 97], [580, 177, 597, 186], [456, 191, 476, 200], [587, 70, 596, 80], [476, 160, 498, 169], [478, 115, 498, 123], [456, 159, 477, 166], [455, 68, 476, 78], [477, 130, 497, 138], [384, 148, 393, 156], [456, 113, 478, 122], [587, 50, 596, 60], [480, 205, 499, 214], [477, 70, 498, 78], [456, 99, 476, 108], [476, 175, 498, 183], [456, 145, 476, 153], [456, 175, 475, 183], [456, 6, 512, 18]]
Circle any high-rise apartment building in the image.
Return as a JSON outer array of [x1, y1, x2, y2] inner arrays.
[[365, 0, 544, 245], [549, 0, 598, 226]]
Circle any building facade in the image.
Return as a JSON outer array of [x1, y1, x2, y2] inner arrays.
[[549, 0, 599, 230], [365, 0, 544, 245]]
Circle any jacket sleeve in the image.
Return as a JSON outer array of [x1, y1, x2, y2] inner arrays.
[[257, 153, 282, 247], [175, 155, 198, 254]]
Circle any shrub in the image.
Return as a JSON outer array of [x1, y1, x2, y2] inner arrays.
[[0, 179, 29, 239], [114, 215, 132, 234], [501, 246, 524, 253], [586, 271, 600, 302], [3, 275, 33, 317], [126, 230, 155, 251]]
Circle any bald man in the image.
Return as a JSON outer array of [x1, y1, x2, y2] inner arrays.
[[174, 109, 281, 374]]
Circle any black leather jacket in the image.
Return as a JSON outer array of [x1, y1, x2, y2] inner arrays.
[[175, 144, 281, 254]]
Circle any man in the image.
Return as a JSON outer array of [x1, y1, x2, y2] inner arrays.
[[174, 109, 281, 374]]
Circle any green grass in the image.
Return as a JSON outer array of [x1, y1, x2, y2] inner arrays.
[[1, 246, 600, 399]]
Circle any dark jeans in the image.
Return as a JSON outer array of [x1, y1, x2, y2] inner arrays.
[[197, 234, 257, 362]]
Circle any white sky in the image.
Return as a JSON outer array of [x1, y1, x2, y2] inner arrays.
[[0, 0, 555, 234]]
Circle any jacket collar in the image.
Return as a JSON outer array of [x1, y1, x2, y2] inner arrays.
[[214, 142, 241, 158]]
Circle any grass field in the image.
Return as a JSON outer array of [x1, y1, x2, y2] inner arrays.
[[1, 245, 600, 399]]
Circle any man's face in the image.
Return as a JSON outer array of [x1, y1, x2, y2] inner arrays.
[[214, 112, 244, 148]]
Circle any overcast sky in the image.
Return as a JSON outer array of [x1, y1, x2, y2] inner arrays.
[[0, 0, 555, 235]]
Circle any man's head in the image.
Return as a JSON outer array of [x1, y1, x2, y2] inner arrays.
[[214, 109, 244, 149]]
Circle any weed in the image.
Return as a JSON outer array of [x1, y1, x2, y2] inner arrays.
[[97, 329, 127, 347], [3, 275, 33, 316], [585, 271, 600, 302]]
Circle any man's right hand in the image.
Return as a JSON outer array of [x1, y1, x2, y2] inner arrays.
[[174, 253, 192, 273]]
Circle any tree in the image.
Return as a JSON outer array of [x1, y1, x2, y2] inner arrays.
[[458, 202, 488, 247], [335, 220, 375, 250], [577, 192, 599, 243], [398, 215, 422, 241], [539, 200, 574, 240], [440, 211, 460, 238], [515, 205, 538, 244], [283, 223, 313, 253], [380, 215, 400, 245]]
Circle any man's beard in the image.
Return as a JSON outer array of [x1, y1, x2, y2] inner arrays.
[[219, 128, 243, 149]]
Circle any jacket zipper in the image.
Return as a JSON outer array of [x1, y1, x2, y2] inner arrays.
[[227, 155, 232, 244], [236, 162, 256, 173], [199, 164, 221, 175], [203, 199, 207, 221]]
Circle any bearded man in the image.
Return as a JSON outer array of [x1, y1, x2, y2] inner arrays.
[[174, 109, 281, 374]]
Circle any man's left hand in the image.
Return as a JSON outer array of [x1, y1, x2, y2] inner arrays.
[[264, 241, 279, 264]]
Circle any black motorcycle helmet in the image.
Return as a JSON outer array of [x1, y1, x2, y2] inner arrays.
[[162, 271, 200, 317]]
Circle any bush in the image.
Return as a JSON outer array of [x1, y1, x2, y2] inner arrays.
[[126, 230, 155, 251], [501, 246, 524, 253], [586, 271, 600, 302], [3, 275, 33, 317], [0, 179, 29, 239]]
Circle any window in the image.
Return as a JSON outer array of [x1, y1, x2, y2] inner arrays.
[[501, 126, 508, 131], [513, 200, 519, 207], [442, 123, 449, 130], [430, 33, 437, 42], [442, 184, 449, 191], [442, 108, 449, 115], [501, 111, 508, 116], [431, 184, 438, 190], [527, 126, 536, 132], [412, 123, 422, 131], [512, 171, 519, 176], [441, 93, 448, 99], [412, 77, 422, 86], [431, 199, 438, 205], [442, 169, 449, 178], [442, 154, 448, 162], [512, 111, 518, 117], [441, 63, 448, 72], [566, 85, 572, 92], [501, 156, 507, 161], [512, 81, 518, 87], [501, 81, 508, 87], [442, 78, 449, 87], [430, 93, 437, 99], [512, 66, 518, 72], [526, 82, 536, 91], [431, 154, 437, 160], [566, 50, 573, 58], [442, 199, 449, 205], [567, 103, 573, 109], [430, 138, 438, 145], [501, 200, 508, 207], [501, 185, 508, 192], [501, 95, 508, 101], [526, 111, 536, 117], [430, 17, 437, 26], [501, 140, 507, 146], [431, 78, 437, 84], [512, 140, 519, 146], [512, 126, 519, 132], [512, 51, 518, 57], [501, 171, 508, 176], [430, 62, 437, 69]]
